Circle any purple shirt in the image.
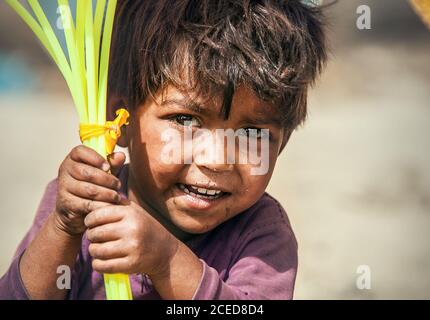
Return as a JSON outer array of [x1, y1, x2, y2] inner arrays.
[[0, 165, 298, 300]]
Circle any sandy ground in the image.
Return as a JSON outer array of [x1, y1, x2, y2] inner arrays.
[[272, 42, 430, 299], [1, 0, 430, 299]]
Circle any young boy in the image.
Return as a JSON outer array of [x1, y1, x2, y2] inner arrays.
[[0, 0, 326, 299]]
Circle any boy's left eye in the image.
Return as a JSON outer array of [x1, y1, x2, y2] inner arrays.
[[170, 114, 201, 127]]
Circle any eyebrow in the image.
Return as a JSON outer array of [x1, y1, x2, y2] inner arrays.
[[160, 98, 211, 116]]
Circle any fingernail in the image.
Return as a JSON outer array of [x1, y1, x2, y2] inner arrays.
[[120, 196, 131, 205], [102, 162, 110, 172]]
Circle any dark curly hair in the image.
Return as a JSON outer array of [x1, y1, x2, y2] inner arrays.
[[109, 0, 328, 130]]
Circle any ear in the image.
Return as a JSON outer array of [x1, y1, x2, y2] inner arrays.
[[107, 94, 129, 148], [278, 129, 292, 155]]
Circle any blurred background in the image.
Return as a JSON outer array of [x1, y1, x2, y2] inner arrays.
[[1, 0, 429, 299]]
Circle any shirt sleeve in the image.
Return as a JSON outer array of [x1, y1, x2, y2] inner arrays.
[[0, 179, 58, 300], [192, 218, 298, 300]]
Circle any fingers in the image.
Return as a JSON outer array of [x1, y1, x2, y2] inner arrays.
[[92, 257, 131, 274], [86, 222, 122, 243], [61, 146, 123, 206], [67, 179, 121, 204], [84, 206, 124, 229], [108, 152, 126, 176], [69, 145, 110, 172], [55, 145, 126, 236], [67, 161, 121, 191], [56, 192, 111, 216], [88, 240, 127, 260]]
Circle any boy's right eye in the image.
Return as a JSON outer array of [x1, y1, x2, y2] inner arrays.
[[170, 114, 201, 127]]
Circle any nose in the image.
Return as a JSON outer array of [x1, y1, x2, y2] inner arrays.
[[193, 130, 234, 173], [197, 160, 234, 173]]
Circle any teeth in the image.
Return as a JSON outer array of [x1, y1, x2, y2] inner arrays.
[[206, 190, 216, 195], [178, 183, 224, 198], [179, 184, 190, 194], [197, 187, 207, 194]]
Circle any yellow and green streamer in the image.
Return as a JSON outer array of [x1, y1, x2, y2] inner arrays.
[[6, 0, 133, 300]]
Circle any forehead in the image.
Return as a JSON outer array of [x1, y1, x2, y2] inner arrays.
[[157, 84, 283, 126]]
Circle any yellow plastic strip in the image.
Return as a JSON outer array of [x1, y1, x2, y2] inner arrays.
[[94, 0, 107, 75], [104, 273, 133, 300], [85, 0, 97, 124], [26, 0, 82, 121], [93, 1, 107, 154], [410, 0, 430, 29], [7, 0, 132, 300], [98, 0, 117, 125], [26, 0, 72, 86], [79, 108, 129, 155], [85, 0, 99, 151], [75, 0, 88, 118], [58, 0, 88, 125], [79, 109, 133, 300], [97, 2, 132, 297]]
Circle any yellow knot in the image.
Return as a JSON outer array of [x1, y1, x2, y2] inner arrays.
[[79, 108, 130, 155]]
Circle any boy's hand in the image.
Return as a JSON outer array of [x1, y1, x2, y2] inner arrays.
[[55, 145, 126, 236], [84, 200, 180, 277]]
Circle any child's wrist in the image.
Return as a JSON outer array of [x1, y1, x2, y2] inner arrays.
[[51, 211, 85, 240], [148, 236, 181, 281], [147, 238, 203, 299]]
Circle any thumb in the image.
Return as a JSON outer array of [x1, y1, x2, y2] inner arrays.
[[107, 152, 126, 176]]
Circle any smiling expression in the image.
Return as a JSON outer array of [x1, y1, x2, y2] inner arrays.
[[117, 84, 288, 240]]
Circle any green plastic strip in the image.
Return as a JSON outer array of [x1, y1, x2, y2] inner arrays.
[[98, 0, 117, 125], [6, 0, 133, 300], [84, 0, 99, 150], [27, 0, 85, 122], [58, 0, 88, 125]]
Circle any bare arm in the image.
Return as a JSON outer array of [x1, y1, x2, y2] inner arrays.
[[18, 146, 125, 299], [150, 240, 203, 299], [19, 213, 82, 299]]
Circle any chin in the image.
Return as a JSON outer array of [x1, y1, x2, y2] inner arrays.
[[170, 213, 219, 234]]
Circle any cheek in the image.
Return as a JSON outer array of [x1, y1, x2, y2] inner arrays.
[[235, 147, 278, 201], [130, 120, 185, 191], [239, 168, 272, 199]]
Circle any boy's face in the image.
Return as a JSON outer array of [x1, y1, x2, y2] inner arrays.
[[120, 84, 288, 239]]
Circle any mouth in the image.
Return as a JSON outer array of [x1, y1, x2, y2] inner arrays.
[[173, 183, 231, 211], [178, 183, 227, 199]]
